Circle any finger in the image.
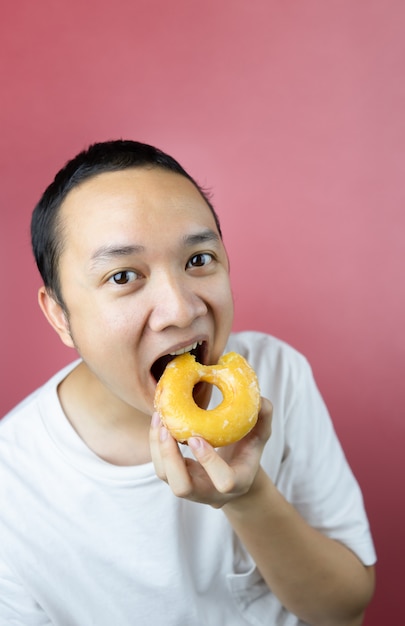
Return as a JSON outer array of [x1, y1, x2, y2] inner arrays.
[[257, 396, 273, 442], [188, 437, 238, 494], [219, 397, 273, 468], [149, 412, 167, 479], [239, 396, 273, 451], [155, 426, 196, 498], [150, 412, 186, 483]]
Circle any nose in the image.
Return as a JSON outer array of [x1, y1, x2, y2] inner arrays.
[[147, 273, 208, 332]]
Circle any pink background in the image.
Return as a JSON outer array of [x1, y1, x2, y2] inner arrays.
[[1, 1, 404, 622]]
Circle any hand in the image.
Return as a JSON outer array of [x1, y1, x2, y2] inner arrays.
[[149, 398, 273, 508]]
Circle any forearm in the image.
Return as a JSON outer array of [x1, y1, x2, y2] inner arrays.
[[150, 405, 374, 624], [223, 467, 375, 626]]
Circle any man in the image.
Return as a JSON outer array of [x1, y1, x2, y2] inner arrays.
[[0, 140, 376, 625]]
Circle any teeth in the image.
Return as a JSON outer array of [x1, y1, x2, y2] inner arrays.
[[170, 341, 201, 356]]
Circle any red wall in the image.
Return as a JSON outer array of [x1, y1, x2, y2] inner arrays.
[[1, 1, 404, 622]]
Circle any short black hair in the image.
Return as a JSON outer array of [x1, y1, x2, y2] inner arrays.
[[31, 139, 222, 307]]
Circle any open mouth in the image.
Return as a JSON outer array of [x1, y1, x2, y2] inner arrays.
[[151, 341, 206, 383]]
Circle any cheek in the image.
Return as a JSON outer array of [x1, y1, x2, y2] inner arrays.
[[66, 303, 140, 352], [213, 280, 234, 326], [219, 278, 234, 309]]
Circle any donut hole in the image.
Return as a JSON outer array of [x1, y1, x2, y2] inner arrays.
[[193, 382, 224, 409], [209, 383, 225, 409]]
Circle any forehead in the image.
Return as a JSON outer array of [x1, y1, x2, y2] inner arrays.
[[58, 167, 219, 251]]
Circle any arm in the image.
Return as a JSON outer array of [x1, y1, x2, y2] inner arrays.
[[223, 463, 375, 626], [150, 400, 375, 626]]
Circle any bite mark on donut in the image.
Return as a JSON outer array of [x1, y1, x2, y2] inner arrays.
[[154, 351, 261, 447], [151, 341, 206, 383]]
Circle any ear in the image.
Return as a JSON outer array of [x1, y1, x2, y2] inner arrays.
[[38, 286, 75, 348]]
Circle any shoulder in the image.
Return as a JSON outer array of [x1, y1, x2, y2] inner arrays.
[[227, 331, 331, 465], [227, 330, 308, 363], [226, 331, 312, 389], [0, 360, 81, 434]]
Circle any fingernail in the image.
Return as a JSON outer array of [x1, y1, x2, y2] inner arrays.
[[151, 412, 161, 428], [188, 437, 203, 451], [159, 426, 169, 442]]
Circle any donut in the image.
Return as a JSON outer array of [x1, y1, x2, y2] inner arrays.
[[154, 351, 260, 447]]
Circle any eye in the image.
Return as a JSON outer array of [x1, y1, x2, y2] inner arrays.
[[186, 253, 214, 269], [108, 270, 138, 285]]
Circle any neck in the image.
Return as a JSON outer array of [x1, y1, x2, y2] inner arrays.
[[57, 362, 152, 466]]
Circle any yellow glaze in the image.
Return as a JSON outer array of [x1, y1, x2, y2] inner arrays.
[[154, 351, 260, 447]]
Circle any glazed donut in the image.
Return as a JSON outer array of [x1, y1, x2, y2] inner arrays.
[[154, 351, 260, 447]]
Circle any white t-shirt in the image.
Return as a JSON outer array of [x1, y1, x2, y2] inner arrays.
[[0, 332, 376, 626]]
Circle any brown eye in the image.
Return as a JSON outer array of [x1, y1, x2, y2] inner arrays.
[[109, 271, 137, 285], [187, 253, 214, 268]]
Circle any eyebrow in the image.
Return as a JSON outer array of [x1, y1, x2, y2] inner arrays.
[[182, 229, 221, 246], [89, 229, 220, 270], [89, 244, 145, 270]]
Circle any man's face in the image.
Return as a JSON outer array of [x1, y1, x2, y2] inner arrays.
[[52, 167, 234, 417]]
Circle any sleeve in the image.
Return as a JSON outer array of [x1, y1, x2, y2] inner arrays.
[[271, 355, 377, 566], [0, 558, 51, 626]]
